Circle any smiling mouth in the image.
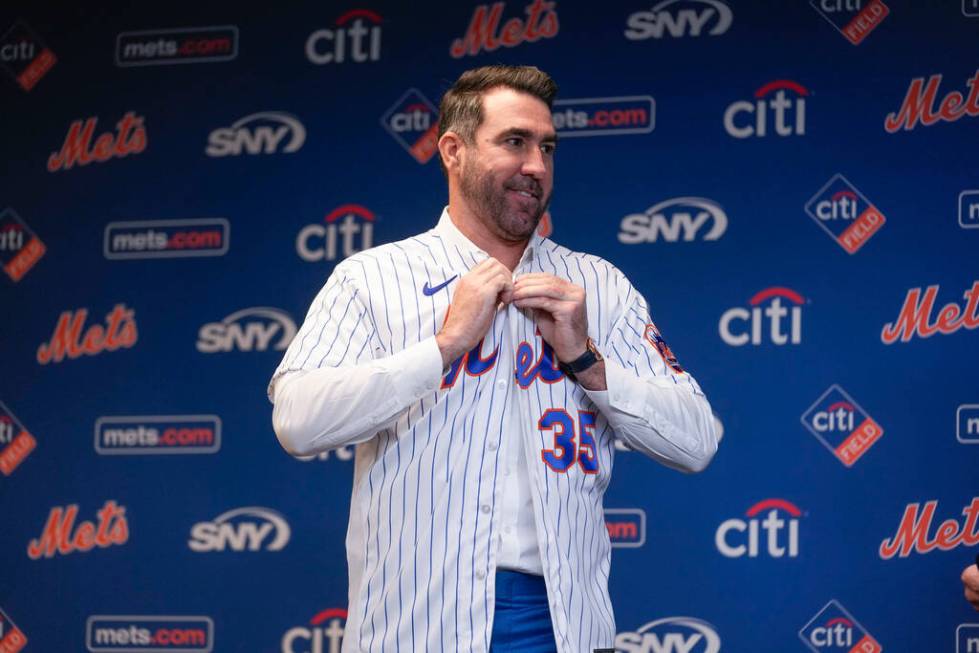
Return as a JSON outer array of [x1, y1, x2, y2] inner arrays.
[[507, 187, 541, 200]]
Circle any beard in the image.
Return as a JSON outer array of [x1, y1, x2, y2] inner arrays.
[[459, 154, 551, 242]]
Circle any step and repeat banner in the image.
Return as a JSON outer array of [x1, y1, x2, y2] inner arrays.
[[2, 1, 978, 651]]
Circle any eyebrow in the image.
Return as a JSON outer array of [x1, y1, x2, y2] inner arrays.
[[499, 127, 559, 144]]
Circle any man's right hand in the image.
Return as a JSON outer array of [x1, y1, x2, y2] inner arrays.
[[964, 562, 979, 611], [436, 257, 513, 369]]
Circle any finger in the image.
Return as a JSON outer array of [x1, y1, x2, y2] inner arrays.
[[513, 296, 560, 312], [516, 272, 561, 283]]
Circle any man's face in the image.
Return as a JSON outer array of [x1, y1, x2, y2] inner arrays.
[[458, 87, 556, 242]]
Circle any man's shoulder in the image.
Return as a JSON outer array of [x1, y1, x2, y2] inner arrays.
[[336, 228, 440, 273], [538, 237, 627, 281]]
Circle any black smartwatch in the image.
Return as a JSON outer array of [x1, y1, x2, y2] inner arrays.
[[558, 338, 603, 381]]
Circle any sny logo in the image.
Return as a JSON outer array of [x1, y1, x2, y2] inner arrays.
[[605, 509, 646, 548], [719, 287, 805, 346], [306, 9, 381, 64], [0, 208, 46, 282], [625, 0, 733, 40], [297, 204, 376, 262], [0, 402, 37, 477], [47, 112, 147, 173], [0, 20, 56, 91], [619, 197, 727, 243], [616, 617, 721, 653], [810, 0, 889, 45], [801, 386, 884, 466], [715, 498, 802, 558], [879, 497, 979, 559], [880, 281, 979, 344], [37, 304, 138, 365], [724, 80, 808, 139], [27, 500, 129, 559], [205, 112, 305, 157], [381, 89, 439, 164], [282, 608, 346, 653], [799, 600, 881, 652], [804, 174, 886, 254], [196, 307, 296, 353], [0, 607, 28, 653], [885, 70, 979, 132], [450, 0, 559, 58], [188, 507, 291, 552]]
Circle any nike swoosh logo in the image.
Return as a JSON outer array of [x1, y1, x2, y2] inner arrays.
[[422, 275, 458, 296]]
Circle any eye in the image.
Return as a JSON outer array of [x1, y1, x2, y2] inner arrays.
[[541, 143, 556, 155], [505, 136, 524, 147]]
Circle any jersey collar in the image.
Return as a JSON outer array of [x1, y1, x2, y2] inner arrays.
[[434, 207, 544, 269]]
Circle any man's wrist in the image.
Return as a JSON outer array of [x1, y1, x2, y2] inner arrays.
[[558, 338, 603, 380]]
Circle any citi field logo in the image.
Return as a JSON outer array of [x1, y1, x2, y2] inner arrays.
[[715, 498, 802, 558], [104, 219, 229, 259], [0, 607, 28, 653], [27, 500, 129, 560], [450, 0, 559, 58], [37, 304, 138, 365], [880, 281, 979, 344], [624, 0, 733, 40], [0, 402, 37, 476], [205, 112, 306, 157], [804, 174, 886, 254], [552, 96, 654, 137], [47, 112, 147, 173], [115, 26, 238, 66], [381, 89, 439, 164], [86, 616, 213, 652], [801, 386, 884, 467], [799, 600, 881, 652], [605, 509, 646, 548], [0, 20, 56, 91], [724, 80, 808, 139], [282, 608, 347, 653], [885, 70, 979, 133], [306, 9, 381, 64], [879, 497, 979, 559], [297, 204, 376, 262], [196, 307, 296, 353], [619, 197, 727, 243], [188, 507, 291, 552], [615, 617, 721, 653], [95, 415, 221, 455], [719, 287, 805, 346], [810, 0, 889, 45], [0, 208, 45, 282]]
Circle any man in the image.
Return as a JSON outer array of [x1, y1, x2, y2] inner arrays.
[[269, 65, 718, 653]]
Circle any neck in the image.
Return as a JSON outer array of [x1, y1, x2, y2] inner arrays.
[[447, 200, 528, 271]]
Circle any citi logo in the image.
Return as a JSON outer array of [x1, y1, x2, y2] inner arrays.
[[810, 0, 889, 46], [724, 80, 808, 139], [715, 498, 802, 558], [297, 204, 376, 262], [799, 600, 881, 653], [188, 506, 291, 552], [380, 89, 440, 164], [205, 111, 306, 157], [801, 385, 884, 467], [306, 9, 381, 64], [719, 287, 805, 346], [282, 608, 347, 653], [619, 197, 727, 243], [196, 307, 297, 353], [625, 0, 733, 40], [615, 617, 721, 653]]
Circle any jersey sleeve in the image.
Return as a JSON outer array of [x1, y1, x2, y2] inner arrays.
[[268, 262, 443, 456], [587, 271, 719, 472]]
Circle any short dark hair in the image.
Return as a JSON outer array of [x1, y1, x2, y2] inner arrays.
[[437, 65, 558, 172]]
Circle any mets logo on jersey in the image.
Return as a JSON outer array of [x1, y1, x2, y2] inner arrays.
[[801, 385, 884, 467], [804, 174, 886, 254], [799, 600, 881, 652], [644, 322, 684, 373]]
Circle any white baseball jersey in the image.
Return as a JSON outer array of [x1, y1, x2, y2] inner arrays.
[[269, 209, 718, 653]]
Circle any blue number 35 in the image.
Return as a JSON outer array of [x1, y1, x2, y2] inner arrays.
[[539, 409, 599, 474]]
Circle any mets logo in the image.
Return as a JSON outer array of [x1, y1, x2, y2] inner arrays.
[[644, 322, 684, 373], [801, 385, 884, 466]]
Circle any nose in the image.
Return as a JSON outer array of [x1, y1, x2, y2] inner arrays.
[[521, 145, 547, 180]]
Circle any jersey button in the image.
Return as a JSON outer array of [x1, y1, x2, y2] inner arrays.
[[496, 379, 506, 390], [476, 570, 486, 580], [480, 504, 491, 514]]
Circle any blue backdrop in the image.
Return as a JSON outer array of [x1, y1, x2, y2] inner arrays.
[[2, 1, 978, 652]]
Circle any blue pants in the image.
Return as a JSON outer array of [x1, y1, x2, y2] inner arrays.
[[489, 569, 558, 653]]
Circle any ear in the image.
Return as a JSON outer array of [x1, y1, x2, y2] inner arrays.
[[438, 131, 465, 172]]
